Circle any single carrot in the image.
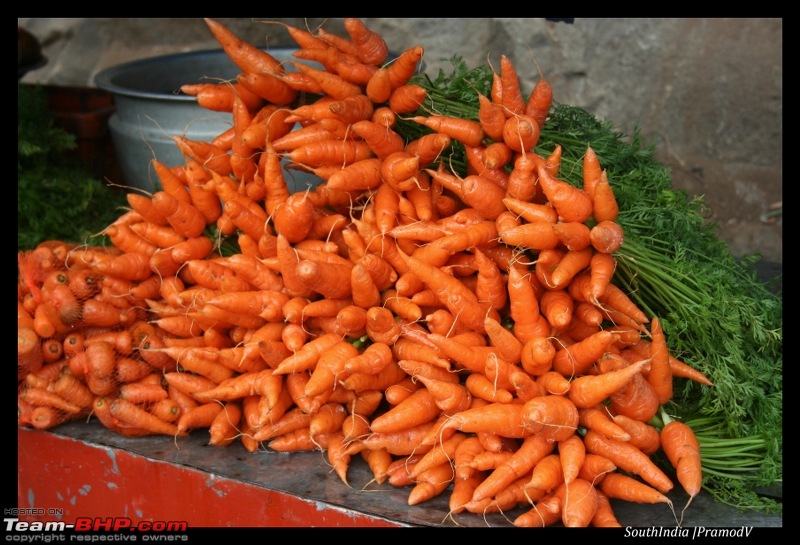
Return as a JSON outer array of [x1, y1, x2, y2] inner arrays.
[[309, 402, 348, 439], [589, 220, 625, 254], [613, 414, 661, 455], [151, 190, 207, 239], [286, 139, 374, 168], [660, 418, 703, 519], [647, 316, 674, 404], [466, 373, 514, 404], [326, 157, 384, 192], [525, 76, 553, 131], [579, 406, 631, 442], [204, 18, 282, 75], [370, 387, 440, 434], [568, 358, 649, 409], [591, 489, 622, 527], [503, 113, 539, 153], [561, 478, 599, 527], [343, 18, 388, 65], [578, 452, 618, 486], [498, 220, 561, 251], [208, 401, 243, 447], [410, 115, 484, 148], [584, 429, 674, 494], [365, 66, 392, 103], [553, 329, 617, 378], [537, 164, 593, 224], [305, 341, 360, 398], [559, 433, 587, 487], [539, 289, 575, 331], [525, 453, 564, 494], [599, 471, 674, 509], [388, 84, 427, 115], [599, 356, 661, 423], [521, 394, 580, 442], [351, 120, 405, 159], [581, 145, 602, 197], [407, 462, 455, 506], [290, 60, 362, 100]]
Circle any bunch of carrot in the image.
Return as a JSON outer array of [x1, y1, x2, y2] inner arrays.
[[17, 18, 716, 527]]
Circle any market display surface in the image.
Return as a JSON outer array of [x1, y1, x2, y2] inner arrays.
[[17, 18, 782, 528]]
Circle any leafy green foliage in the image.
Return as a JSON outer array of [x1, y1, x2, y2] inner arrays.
[[18, 83, 128, 251]]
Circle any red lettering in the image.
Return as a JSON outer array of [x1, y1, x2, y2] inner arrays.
[[114, 518, 133, 531], [73, 517, 93, 531], [94, 517, 114, 531]]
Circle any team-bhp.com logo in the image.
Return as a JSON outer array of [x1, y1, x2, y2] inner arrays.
[[5, 514, 189, 541]]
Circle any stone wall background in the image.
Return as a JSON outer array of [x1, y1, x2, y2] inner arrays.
[[19, 17, 782, 262]]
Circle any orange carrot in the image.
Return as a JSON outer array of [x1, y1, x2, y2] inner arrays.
[[589, 220, 625, 254], [539, 289, 575, 331], [273, 332, 342, 376], [561, 478, 599, 527], [151, 190, 207, 239], [579, 406, 631, 442], [498, 220, 561, 251], [578, 453, 617, 486], [286, 138, 374, 168], [660, 418, 703, 518], [351, 120, 405, 159], [590, 489, 622, 527], [513, 491, 563, 527], [558, 433, 586, 486], [343, 18, 388, 65], [503, 114, 539, 153], [582, 145, 603, 199], [365, 66, 392, 103], [407, 462, 455, 506], [471, 433, 555, 503], [553, 329, 617, 378], [537, 165, 593, 224], [204, 18, 282, 75], [525, 77, 553, 131], [370, 387, 440, 434], [521, 394, 580, 442], [599, 471, 674, 508], [290, 61, 362, 100], [399, 252, 495, 335], [613, 414, 661, 455], [410, 115, 484, 148], [326, 157, 384, 192], [526, 453, 564, 494], [208, 401, 243, 447], [388, 84, 428, 115], [584, 430, 674, 494], [110, 397, 185, 437], [647, 316, 673, 404], [568, 358, 649, 409]]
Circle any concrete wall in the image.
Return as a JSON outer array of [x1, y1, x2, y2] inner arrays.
[[19, 18, 782, 262]]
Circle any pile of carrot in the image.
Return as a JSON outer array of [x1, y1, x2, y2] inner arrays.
[[17, 18, 716, 527]]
